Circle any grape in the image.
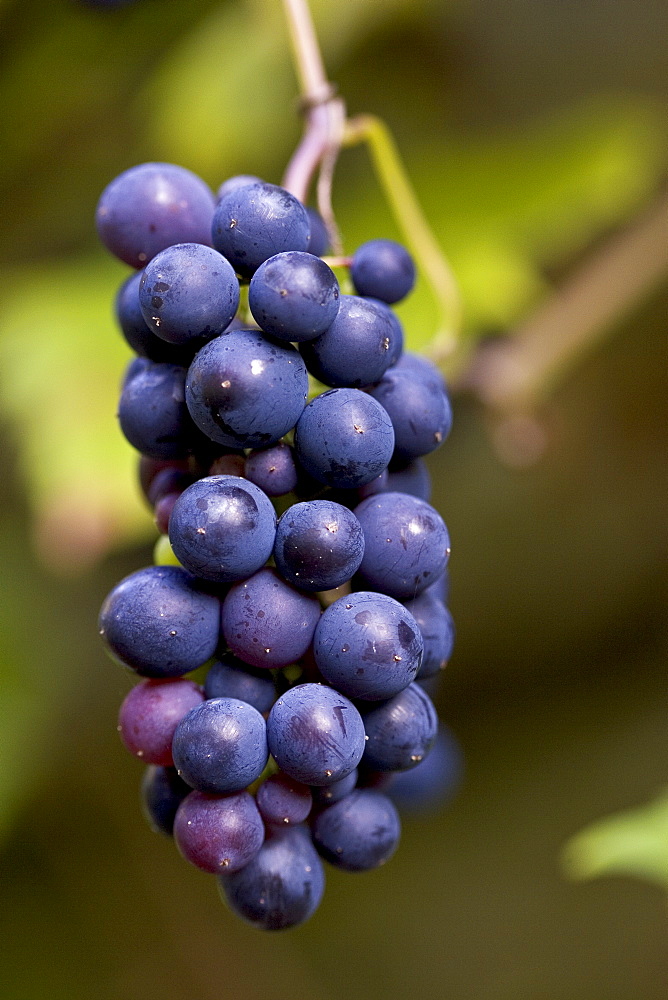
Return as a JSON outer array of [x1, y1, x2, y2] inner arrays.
[[273, 500, 365, 592], [172, 697, 268, 793], [168, 475, 276, 583], [361, 682, 438, 772], [294, 388, 395, 489], [185, 327, 308, 449], [354, 492, 450, 600], [139, 243, 239, 345], [368, 368, 452, 459], [96, 162, 215, 269], [249, 251, 340, 342], [98, 565, 220, 677], [145, 466, 194, 507], [118, 678, 205, 766], [118, 361, 201, 460], [267, 683, 366, 786], [245, 443, 298, 497], [313, 591, 423, 701], [394, 350, 446, 392], [140, 766, 191, 836], [174, 790, 264, 873], [218, 824, 325, 930], [116, 272, 194, 365], [138, 455, 191, 506], [350, 239, 415, 304], [386, 457, 431, 500], [305, 208, 330, 256], [311, 788, 401, 871], [255, 773, 313, 826], [212, 182, 310, 278], [221, 567, 321, 669], [311, 768, 358, 807], [403, 593, 454, 678], [216, 175, 263, 202], [299, 295, 400, 388], [387, 725, 463, 814], [204, 655, 277, 714]]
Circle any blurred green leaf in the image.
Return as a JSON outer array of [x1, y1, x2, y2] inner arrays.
[[563, 790, 668, 888], [0, 256, 151, 570]]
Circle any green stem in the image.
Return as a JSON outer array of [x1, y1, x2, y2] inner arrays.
[[344, 114, 462, 355]]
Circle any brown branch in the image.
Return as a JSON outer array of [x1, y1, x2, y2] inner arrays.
[[462, 190, 668, 413]]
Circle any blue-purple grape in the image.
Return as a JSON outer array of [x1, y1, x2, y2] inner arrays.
[[267, 683, 366, 786], [118, 361, 203, 460], [221, 567, 321, 669], [249, 251, 339, 342], [403, 593, 454, 678], [273, 500, 365, 592], [96, 162, 215, 269], [294, 389, 394, 489], [354, 492, 450, 600], [361, 682, 438, 772], [313, 591, 423, 701], [218, 824, 325, 930], [172, 697, 268, 793], [299, 295, 399, 388], [168, 475, 276, 583], [116, 271, 194, 364], [245, 443, 298, 497], [311, 788, 401, 871], [350, 239, 415, 304], [212, 182, 310, 278], [98, 565, 220, 677], [139, 243, 239, 345], [368, 368, 452, 459], [141, 765, 191, 836], [185, 327, 308, 449], [204, 655, 277, 714], [255, 773, 313, 826]]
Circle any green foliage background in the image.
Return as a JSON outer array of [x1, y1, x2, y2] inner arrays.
[[0, 0, 666, 997]]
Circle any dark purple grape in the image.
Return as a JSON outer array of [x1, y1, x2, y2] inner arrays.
[[217, 175, 262, 202], [139, 243, 239, 345], [368, 368, 452, 459], [255, 773, 313, 826], [403, 593, 454, 678], [394, 351, 446, 392], [119, 361, 202, 460], [423, 567, 450, 604], [305, 208, 331, 256], [172, 697, 268, 793], [221, 568, 321, 669], [140, 766, 191, 836], [387, 725, 463, 814], [115, 272, 194, 365], [245, 444, 298, 497], [299, 295, 399, 388], [267, 683, 366, 786], [98, 565, 220, 677], [118, 678, 204, 766], [218, 824, 325, 930], [311, 768, 358, 807], [311, 788, 401, 871], [313, 591, 423, 701], [204, 655, 277, 714], [249, 251, 339, 342], [354, 492, 450, 600], [294, 389, 394, 489], [146, 466, 195, 507], [212, 182, 310, 278], [273, 500, 364, 592], [386, 457, 431, 500], [168, 475, 276, 583], [361, 682, 438, 772], [174, 790, 264, 873], [96, 162, 215, 269], [185, 328, 308, 449], [138, 456, 191, 506], [350, 239, 415, 304]]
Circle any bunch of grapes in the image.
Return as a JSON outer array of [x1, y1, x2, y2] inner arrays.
[[97, 162, 456, 930]]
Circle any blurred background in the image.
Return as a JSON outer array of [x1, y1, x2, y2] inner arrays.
[[0, 0, 666, 996]]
